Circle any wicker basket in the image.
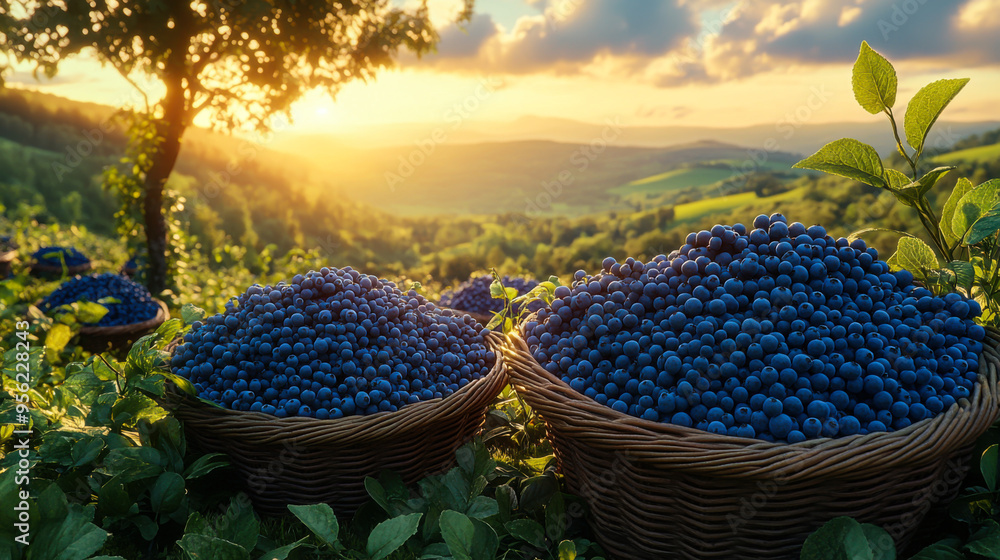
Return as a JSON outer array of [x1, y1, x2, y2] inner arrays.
[[30, 260, 92, 278], [0, 249, 16, 278], [162, 331, 508, 517], [504, 328, 1000, 560], [78, 299, 170, 354]]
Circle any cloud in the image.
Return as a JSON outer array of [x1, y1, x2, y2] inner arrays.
[[684, 0, 1000, 82], [421, 0, 699, 75]]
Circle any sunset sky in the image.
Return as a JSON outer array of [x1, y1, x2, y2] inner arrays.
[[5, 0, 1000, 136]]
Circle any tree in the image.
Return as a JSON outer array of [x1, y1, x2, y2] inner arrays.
[[0, 0, 471, 292]]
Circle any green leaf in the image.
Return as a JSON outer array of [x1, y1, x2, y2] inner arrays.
[[496, 485, 516, 524], [217, 498, 259, 552], [505, 519, 546, 549], [150, 472, 186, 514], [440, 510, 476, 560], [70, 436, 106, 468], [504, 287, 519, 300], [288, 503, 339, 548], [852, 41, 897, 114], [984, 445, 1000, 492], [178, 534, 250, 560], [801, 517, 874, 560], [132, 514, 159, 540], [181, 303, 206, 325], [558, 540, 578, 560], [945, 261, 975, 292], [942, 177, 976, 246], [911, 542, 966, 559], [792, 138, 887, 189], [518, 474, 559, 512], [545, 491, 567, 542], [98, 477, 132, 518], [365, 477, 391, 514], [366, 513, 422, 560], [848, 228, 915, 242], [465, 496, 499, 519], [183, 453, 229, 479], [489, 281, 504, 299], [900, 167, 955, 199], [904, 78, 970, 154], [469, 519, 500, 560], [257, 537, 309, 560], [953, 179, 1000, 242], [75, 301, 110, 324], [185, 512, 214, 537], [29, 496, 110, 560], [860, 523, 896, 560], [886, 237, 938, 276], [45, 323, 74, 353], [966, 520, 1000, 558], [967, 201, 1000, 245]]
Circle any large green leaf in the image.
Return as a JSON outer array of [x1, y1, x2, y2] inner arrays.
[[440, 510, 476, 560], [288, 503, 339, 548], [29, 488, 109, 560], [953, 179, 1000, 243], [801, 517, 874, 560], [97, 477, 132, 518], [860, 523, 896, 560], [983, 445, 999, 492], [75, 301, 110, 324], [45, 323, 73, 354], [181, 303, 206, 325], [257, 537, 309, 560], [966, 520, 1000, 558], [216, 498, 259, 553], [967, 200, 1000, 245], [150, 472, 185, 514], [944, 261, 975, 292], [899, 167, 954, 199], [505, 519, 546, 549], [366, 513, 422, 560], [942, 177, 976, 245], [911, 543, 966, 559], [852, 41, 897, 114], [886, 237, 938, 277], [178, 534, 249, 560], [793, 139, 887, 189], [904, 78, 970, 154]]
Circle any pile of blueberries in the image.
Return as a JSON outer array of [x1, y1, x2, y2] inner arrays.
[[40, 273, 160, 326], [524, 214, 986, 442], [440, 274, 542, 316], [171, 266, 497, 419], [32, 246, 90, 268]]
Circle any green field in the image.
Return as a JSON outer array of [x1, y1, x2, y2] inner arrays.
[[672, 186, 808, 222], [933, 142, 1000, 164], [611, 166, 734, 195]]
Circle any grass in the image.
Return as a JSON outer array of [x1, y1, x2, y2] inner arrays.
[[932, 142, 1000, 164], [672, 186, 808, 222], [611, 167, 733, 196]]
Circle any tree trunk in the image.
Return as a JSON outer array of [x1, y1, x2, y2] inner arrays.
[[143, 78, 187, 294]]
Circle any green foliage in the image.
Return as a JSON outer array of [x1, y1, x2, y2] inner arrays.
[[486, 268, 561, 334], [794, 41, 1000, 326]]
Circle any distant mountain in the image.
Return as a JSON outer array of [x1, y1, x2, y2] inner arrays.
[[288, 138, 804, 216], [274, 116, 1000, 155]]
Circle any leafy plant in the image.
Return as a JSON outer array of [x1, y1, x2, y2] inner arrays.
[[794, 41, 1000, 325], [487, 269, 561, 333]]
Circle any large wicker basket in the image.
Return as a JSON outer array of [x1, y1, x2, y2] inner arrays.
[[163, 331, 508, 517], [78, 299, 169, 353], [504, 328, 1000, 560]]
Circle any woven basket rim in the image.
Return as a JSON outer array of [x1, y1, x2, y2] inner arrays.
[[506, 324, 1000, 478], [31, 260, 92, 274], [78, 299, 169, 336], [162, 331, 507, 442]]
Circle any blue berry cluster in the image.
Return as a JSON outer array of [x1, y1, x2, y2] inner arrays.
[[440, 274, 542, 315], [40, 273, 160, 326], [171, 266, 496, 419], [525, 214, 986, 442], [32, 246, 90, 267]]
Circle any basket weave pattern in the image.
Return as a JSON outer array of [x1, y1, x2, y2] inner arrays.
[[505, 328, 1000, 559], [78, 299, 169, 353], [164, 332, 508, 516]]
